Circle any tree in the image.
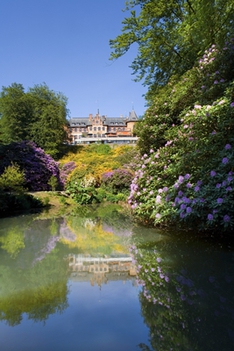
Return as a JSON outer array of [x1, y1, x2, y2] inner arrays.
[[0, 83, 34, 142], [110, 0, 234, 102], [29, 84, 69, 158], [0, 83, 69, 158]]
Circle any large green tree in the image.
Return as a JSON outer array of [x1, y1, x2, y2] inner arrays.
[[0, 83, 34, 143], [0, 83, 69, 158], [110, 0, 234, 102], [28, 84, 69, 158]]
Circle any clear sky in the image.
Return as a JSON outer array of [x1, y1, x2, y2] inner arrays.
[[0, 0, 147, 119]]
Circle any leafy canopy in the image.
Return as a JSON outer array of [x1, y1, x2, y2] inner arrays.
[[110, 0, 234, 102], [0, 83, 69, 158]]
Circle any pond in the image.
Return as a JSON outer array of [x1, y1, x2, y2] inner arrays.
[[0, 203, 234, 351]]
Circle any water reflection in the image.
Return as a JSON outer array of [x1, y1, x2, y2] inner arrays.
[[68, 254, 136, 287], [0, 205, 234, 351], [130, 233, 234, 351], [0, 204, 136, 329]]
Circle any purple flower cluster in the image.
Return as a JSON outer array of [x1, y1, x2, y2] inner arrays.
[[0, 141, 63, 191], [102, 168, 133, 194], [59, 161, 76, 185]]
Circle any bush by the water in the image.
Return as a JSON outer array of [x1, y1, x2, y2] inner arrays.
[[129, 41, 234, 234]]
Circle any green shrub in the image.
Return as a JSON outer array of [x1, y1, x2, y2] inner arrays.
[[116, 193, 127, 202], [96, 188, 107, 202], [0, 163, 26, 193], [87, 143, 112, 155], [48, 175, 59, 191], [105, 192, 119, 203]]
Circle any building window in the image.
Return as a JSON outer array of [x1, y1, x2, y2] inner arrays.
[[98, 127, 101, 131], [94, 127, 96, 131]]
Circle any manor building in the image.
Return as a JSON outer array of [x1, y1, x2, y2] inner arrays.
[[68, 110, 138, 144]]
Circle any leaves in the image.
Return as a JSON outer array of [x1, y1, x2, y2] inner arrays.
[[0, 83, 69, 158], [110, 0, 234, 102]]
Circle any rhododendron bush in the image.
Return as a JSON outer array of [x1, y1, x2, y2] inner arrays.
[[129, 41, 234, 234], [0, 141, 63, 191]]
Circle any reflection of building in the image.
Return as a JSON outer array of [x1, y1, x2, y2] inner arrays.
[[67, 254, 137, 287], [68, 110, 138, 144]]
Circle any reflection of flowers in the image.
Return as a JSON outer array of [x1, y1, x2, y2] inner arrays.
[[129, 245, 174, 308], [33, 220, 77, 265], [129, 244, 193, 350], [60, 220, 77, 241], [129, 241, 234, 351], [33, 235, 60, 264]]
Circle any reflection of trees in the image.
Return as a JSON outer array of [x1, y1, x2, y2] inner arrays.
[[0, 204, 137, 327], [71, 203, 134, 237], [131, 238, 234, 351], [0, 204, 133, 260], [62, 213, 129, 256], [0, 226, 25, 258], [0, 216, 70, 326], [0, 216, 34, 258], [0, 250, 69, 326]]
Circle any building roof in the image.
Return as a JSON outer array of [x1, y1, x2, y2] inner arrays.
[[69, 110, 138, 127], [128, 109, 138, 121]]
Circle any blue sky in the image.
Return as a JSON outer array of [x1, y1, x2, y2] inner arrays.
[[0, 0, 147, 118]]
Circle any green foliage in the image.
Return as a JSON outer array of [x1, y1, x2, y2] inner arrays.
[[95, 188, 127, 203], [136, 39, 234, 154], [0, 83, 34, 143], [42, 196, 50, 206], [61, 144, 136, 204], [0, 163, 26, 193], [65, 178, 99, 205], [95, 188, 107, 202], [48, 175, 59, 191], [0, 83, 69, 159], [86, 143, 112, 155], [114, 145, 139, 167], [0, 247, 69, 326], [110, 0, 234, 102], [128, 41, 234, 234], [0, 227, 25, 258], [59, 195, 67, 206]]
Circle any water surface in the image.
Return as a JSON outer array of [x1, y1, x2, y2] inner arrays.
[[0, 204, 233, 351]]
